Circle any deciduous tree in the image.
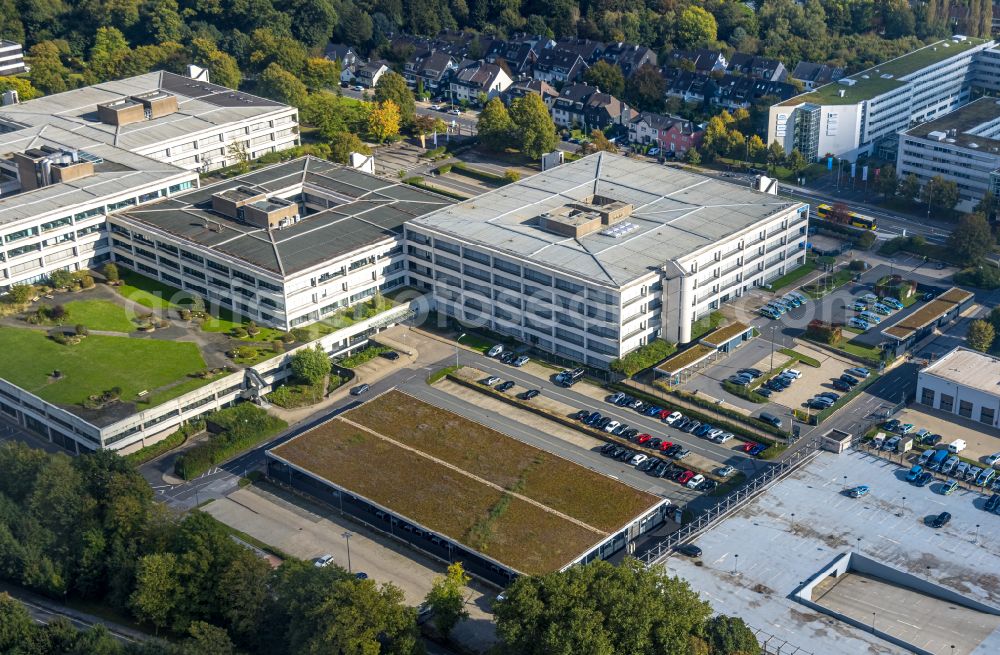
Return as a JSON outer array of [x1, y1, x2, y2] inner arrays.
[[624, 64, 665, 112], [375, 71, 416, 126], [425, 562, 470, 637], [747, 134, 765, 161], [701, 615, 762, 655], [766, 141, 785, 172], [949, 212, 993, 264], [922, 175, 959, 214], [510, 92, 557, 159], [130, 553, 180, 634], [290, 345, 332, 385], [676, 6, 718, 48], [28, 42, 69, 94], [477, 97, 514, 151], [257, 63, 308, 108], [968, 319, 995, 352], [368, 99, 402, 143], [899, 173, 921, 201], [583, 60, 625, 97], [328, 131, 370, 164]]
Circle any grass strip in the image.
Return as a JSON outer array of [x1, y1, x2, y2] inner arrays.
[[779, 348, 821, 367], [427, 365, 459, 384], [766, 261, 817, 291]]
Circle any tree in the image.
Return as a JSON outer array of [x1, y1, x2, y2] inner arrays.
[[975, 191, 998, 219], [701, 615, 761, 655], [89, 26, 131, 81], [217, 551, 270, 647], [588, 129, 617, 153], [725, 128, 746, 159], [101, 262, 120, 284], [786, 149, 808, 176], [899, 173, 921, 201], [425, 562, 470, 637], [0, 76, 41, 101], [702, 116, 727, 156], [874, 164, 898, 196], [767, 141, 785, 172], [0, 593, 36, 651], [495, 559, 712, 655], [191, 38, 241, 90], [328, 132, 370, 164], [624, 64, 666, 112], [949, 212, 993, 264], [685, 147, 701, 165], [989, 306, 1000, 334], [302, 92, 369, 139], [368, 100, 402, 143], [375, 71, 416, 126], [922, 175, 959, 214], [130, 553, 180, 634], [302, 57, 340, 91], [677, 6, 718, 48], [290, 345, 332, 386], [478, 97, 515, 151], [6, 283, 34, 305], [747, 134, 765, 161], [27, 41, 69, 94], [49, 269, 74, 289], [828, 202, 851, 225], [227, 141, 250, 173], [583, 60, 625, 97], [185, 621, 237, 655], [258, 63, 308, 108], [510, 92, 557, 159], [968, 319, 996, 352]]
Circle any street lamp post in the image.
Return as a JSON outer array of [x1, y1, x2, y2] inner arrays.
[[456, 332, 466, 367], [342, 531, 354, 573], [733, 553, 739, 575], [976, 523, 981, 545], [856, 537, 862, 553]]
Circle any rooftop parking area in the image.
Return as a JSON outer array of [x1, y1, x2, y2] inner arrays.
[[661, 449, 1000, 655]]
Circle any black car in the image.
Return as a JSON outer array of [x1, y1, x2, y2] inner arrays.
[[924, 434, 943, 446], [598, 417, 613, 430], [986, 494, 1000, 512], [639, 457, 660, 472], [520, 389, 540, 400], [818, 392, 840, 401], [653, 461, 670, 477], [609, 446, 626, 458], [929, 511, 951, 528], [600, 443, 617, 455], [698, 479, 718, 492], [611, 423, 627, 436], [739, 368, 763, 378], [585, 411, 602, 425], [840, 374, 860, 386], [380, 350, 400, 361], [648, 437, 663, 449], [884, 419, 901, 432], [915, 472, 932, 487], [573, 410, 590, 421], [622, 428, 639, 440], [350, 383, 370, 396], [665, 444, 682, 457], [676, 543, 702, 557], [616, 394, 635, 406], [832, 379, 852, 392], [500, 352, 517, 364], [756, 388, 772, 398], [616, 449, 635, 462], [496, 381, 515, 392], [808, 398, 834, 410]]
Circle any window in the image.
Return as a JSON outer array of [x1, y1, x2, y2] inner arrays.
[[981, 407, 996, 425], [183, 266, 206, 280], [180, 249, 204, 264], [76, 224, 102, 237], [7, 243, 40, 258], [494, 274, 520, 291], [494, 258, 520, 275], [74, 207, 104, 221], [40, 217, 72, 232], [463, 280, 491, 297], [524, 268, 552, 285], [463, 264, 491, 282], [940, 393, 954, 412], [436, 255, 461, 272], [112, 239, 132, 252], [107, 198, 137, 212], [134, 246, 156, 261], [232, 270, 254, 284], [959, 400, 973, 419], [258, 279, 281, 293], [157, 241, 178, 254], [4, 227, 37, 243], [206, 259, 229, 274], [463, 247, 491, 265], [555, 277, 584, 295], [168, 181, 194, 194], [920, 388, 935, 406], [161, 272, 181, 286]]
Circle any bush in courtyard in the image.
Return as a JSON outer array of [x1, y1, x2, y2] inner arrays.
[[101, 262, 119, 283], [609, 339, 676, 377], [290, 345, 331, 385]]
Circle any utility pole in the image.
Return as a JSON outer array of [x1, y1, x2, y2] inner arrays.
[[342, 531, 354, 572]]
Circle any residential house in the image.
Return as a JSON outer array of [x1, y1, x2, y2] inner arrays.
[[551, 83, 629, 132], [356, 60, 390, 88], [666, 49, 728, 73], [485, 40, 538, 78], [501, 79, 559, 109], [600, 42, 657, 76], [324, 43, 361, 84], [663, 68, 797, 109], [553, 38, 606, 65], [726, 53, 788, 82], [789, 61, 845, 90], [628, 112, 703, 154], [449, 62, 512, 104], [533, 48, 589, 84], [405, 50, 461, 95]]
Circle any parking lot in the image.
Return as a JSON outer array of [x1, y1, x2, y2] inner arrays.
[[662, 449, 1000, 655], [892, 405, 1000, 464]]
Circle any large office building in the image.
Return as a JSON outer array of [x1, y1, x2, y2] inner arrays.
[[896, 97, 1000, 211], [769, 36, 997, 161], [917, 346, 1000, 429], [110, 158, 451, 330], [0, 71, 299, 172], [405, 153, 808, 368]]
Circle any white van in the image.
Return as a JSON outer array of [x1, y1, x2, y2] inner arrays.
[[948, 439, 967, 454]]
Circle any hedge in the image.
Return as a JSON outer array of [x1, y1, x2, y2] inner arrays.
[[779, 348, 820, 368], [427, 365, 458, 384], [609, 339, 677, 376], [722, 380, 769, 403], [954, 265, 1000, 290], [174, 404, 287, 480], [878, 235, 964, 266], [451, 161, 508, 184], [124, 420, 203, 466], [402, 176, 468, 200], [338, 344, 391, 369]]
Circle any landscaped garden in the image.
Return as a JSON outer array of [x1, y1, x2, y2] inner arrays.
[[61, 300, 136, 332]]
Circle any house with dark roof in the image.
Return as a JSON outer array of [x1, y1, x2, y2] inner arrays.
[[485, 40, 538, 78], [666, 49, 728, 73], [404, 50, 461, 94], [533, 49, 589, 84], [324, 43, 362, 84], [501, 79, 559, 109], [628, 112, 703, 154], [551, 83, 629, 132], [790, 61, 845, 90], [449, 62, 513, 104], [726, 53, 788, 82], [553, 38, 606, 64], [600, 43, 657, 76], [356, 60, 390, 88]]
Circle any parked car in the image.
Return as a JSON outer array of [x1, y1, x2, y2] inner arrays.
[[513, 355, 530, 367], [832, 379, 852, 392], [848, 485, 870, 498], [983, 469, 1000, 488], [686, 474, 706, 489], [883, 436, 901, 451], [381, 350, 400, 360], [629, 453, 648, 466], [495, 381, 515, 392], [984, 452, 1000, 467], [716, 465, 735, 477], [350, 383, 370, 396], [942, 479, 959, 495], [674, 448, 691, 460], [739, 368, 763, 378], [677, 470, 695, 485], [818, 392, 841, 401], [955, 462, 970, 479], [840, 374, 859, 386], [941, 455, 959, 475], [847, 367, 870, 379], [929, 512, 952, 528], [915, 472, 932, 487], [487, 344, 504, 357], [675, 543, 702, 557], [604, 420, 621, 433], [906, 465, 924, 482], [519, 389, 540, 400], [665, 411, 683, 424], [986, 494, 1000, 512], [499, 352, 516, 364], [714, 432, 734, 444], [636, 433, 652, 444], [484, 376, 501, 386], [759, 412, 782, 428], [314, 554, 335, 568]]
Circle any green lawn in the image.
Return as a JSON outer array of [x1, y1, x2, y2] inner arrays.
[[766, 261, 817, 292], [690, 311, 725, 341], [0, 327, 209, 407], [63, 300, 135, 332], [117, 269, 189, 310]]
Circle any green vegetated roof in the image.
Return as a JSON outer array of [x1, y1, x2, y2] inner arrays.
[[782, 37, 990, 106], [883, 287, 973, 341], [656, 343, 716, 375], [700, 321, 752, 348], [270, 389, 663, 574]]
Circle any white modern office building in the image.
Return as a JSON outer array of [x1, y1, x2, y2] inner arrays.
[[917, 347, 1000, 428], [110, 157, 451, 330], [405, 153, 808, 368], [0, 40, 25, 76], [896, 97, 1000, 211], [0, 71, 300, 172], [769, 36, 997, 162]]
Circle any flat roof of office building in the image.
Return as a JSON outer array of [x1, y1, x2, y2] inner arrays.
[[903, 97, 1000, 151], [922, 346, 1000, 393], [0, 124, 193, 226], [408, 152, 801, 288], [0, 71, 291, 153], [781, 36, 991, 106], [118, 157, 452, 277]]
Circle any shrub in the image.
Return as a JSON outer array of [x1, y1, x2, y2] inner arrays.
[[246, 321, 260, 336], [504, 169, 521, 183], [805, 319, 841, 345], [231, 327, 248, 338], [75, 324, 87, 336], [6, 284, 34, 305], [49, 269, 74, 289], [179, 309, 192, 320], [954, 265, 1000, 290], [609, 339, 677, 377], [290, 345, 332, 384], [48, 304, 66, 321], [848, 260, 867, 271], [77, 274, 95, 289], [174, 404, 287, 479], [427, 365, 458, 384], [125, 420, 204, 466], [281, 331, 296, 343], [338, 344, 390, 369], [437, 164, 453, 174], [102, 262, 120, 283]]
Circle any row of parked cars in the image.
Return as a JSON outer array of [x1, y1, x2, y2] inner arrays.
[[596, 439, 717, 491], [606, 391, 737, 444], [913, 449, 999, 488], [486, 344, 530, 367], [849, 293, 902, 332], [805, 366, 870, 409], [758, 291, 808, 320], [480, 376, 540, 400]]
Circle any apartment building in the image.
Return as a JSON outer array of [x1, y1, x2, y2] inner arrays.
[[0, 40, 25, 76], [769, 36, 996, 161], [405, 153, 807, 369], [0, 71, 299, 172], [109, 157, 451, 331], [896, 97, 1000, 211]]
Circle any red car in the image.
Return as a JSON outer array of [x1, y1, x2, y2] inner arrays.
[[743, 441, 759, 453], [656, 409, 672, 420], [677, 470, 695, 485], [658, 440, 673, 452], [636, 433, 652, 444]]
